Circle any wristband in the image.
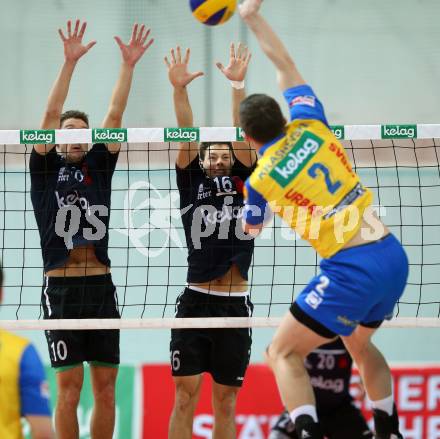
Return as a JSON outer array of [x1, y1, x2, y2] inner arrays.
[[230, 80, 245, 90]]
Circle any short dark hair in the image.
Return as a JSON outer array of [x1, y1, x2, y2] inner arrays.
[[60, 110, 89, 128], [239, 94, 286, 144], [199, 142, 234, 160]]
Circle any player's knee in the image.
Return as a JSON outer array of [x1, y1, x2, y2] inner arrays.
[[344, 337, 370, 363], [213, 391, 237, 419], [93, 381, 116, 408], [174, 385, 198, 413], [267, 342, 298, 364], [57, 383, 81, 408]]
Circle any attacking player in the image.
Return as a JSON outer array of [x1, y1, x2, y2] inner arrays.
[[164, 44, 257, 439], [238, 1, 408, 438], [269, 338, 373, 439], [29, 20, 153, 439]]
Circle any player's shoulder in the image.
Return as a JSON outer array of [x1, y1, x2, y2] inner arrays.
[[0, 329, 30, 346], [0, 330, 31, 358]]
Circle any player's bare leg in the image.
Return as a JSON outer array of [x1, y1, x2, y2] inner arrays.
[[266, 312, 334, 410], [212, 382, 240, 439], [90, 365, 118, 439], [169, 374, 203, 439], [55, 365, 84, 439], [343, 326, 402, 438], [342, 327, 391, 401], [266, 312, 335, 438]]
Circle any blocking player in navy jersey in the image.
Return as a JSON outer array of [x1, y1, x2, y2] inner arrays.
[[238, 1, 408, 439], [164, 44, 257, 439], [0, 263, 54, 439], [269, 339, 373, 439], [29, 20, 153, 439]]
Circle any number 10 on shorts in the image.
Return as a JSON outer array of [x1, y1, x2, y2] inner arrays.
[[50, 340, 68, 362]]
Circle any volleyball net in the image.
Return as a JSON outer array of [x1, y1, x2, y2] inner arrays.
[[1, 124, 440, 330]]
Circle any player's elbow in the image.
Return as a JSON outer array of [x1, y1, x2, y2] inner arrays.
[[242, 220, 263, 238], [104, 110, 122, 129], [41, 109, 62, 128]]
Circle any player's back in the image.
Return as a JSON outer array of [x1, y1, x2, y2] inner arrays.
[[248, 116, 372, 258]]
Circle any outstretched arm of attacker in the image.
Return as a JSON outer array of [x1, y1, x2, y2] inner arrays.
[[239, 0, 305, 91], [36, 19, 96, 155], [165, 46, 204, 169], [216, 42, 257, 167], [102, 23, 154, 153]]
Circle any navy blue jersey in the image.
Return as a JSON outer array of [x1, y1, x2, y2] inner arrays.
[[306, 338, 353, 415], [29, 144, 118, 271], [176, 157, 255, 283]]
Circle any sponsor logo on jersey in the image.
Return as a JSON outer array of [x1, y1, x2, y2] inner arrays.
[[323, 183, 365, 219], [201, 204, 243, 224], [92, 128, 127, 143], [58, 167, 70, 182], [269, 131, 324, 187], [289, 95, 316, 108], [55, 190, 90, 211], [381, 124, 417, 139], [164, 127, 199, 142], [57, 167, 85, 184], [310, 375, 345, 393], [197, 183, 211, 200], [20, 129, 55, 144], [330, 125, 345, 140]]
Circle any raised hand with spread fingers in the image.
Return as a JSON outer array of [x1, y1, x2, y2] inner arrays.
[[216, 43, 256, 167], [58, 19, 96, 63], [114, 23, 154, 68], [164, 46, 203, 168], [165, 46, 204, 89], [102, 23, 154, 151], [215, 42, 251, 83], [37, 19, 96, 155]]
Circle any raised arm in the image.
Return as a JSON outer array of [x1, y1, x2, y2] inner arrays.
[[102, 23, 154, 153], [239, 0, 305, 91], [164, 46, 204, 169], [216, 42, 257, 167], [36, 20, 96, 155]]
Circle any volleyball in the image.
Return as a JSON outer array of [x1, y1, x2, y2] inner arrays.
[[190, 0, 237, 26]]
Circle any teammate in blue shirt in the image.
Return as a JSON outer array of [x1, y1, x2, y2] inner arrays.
[[0, 263, 54, 439]]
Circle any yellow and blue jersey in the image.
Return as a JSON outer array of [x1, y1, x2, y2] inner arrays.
[[244, 84, 373, 258], [0, 330, 51, 439]]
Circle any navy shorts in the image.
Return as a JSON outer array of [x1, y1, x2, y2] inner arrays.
[[170, 288, 253, 387], [42, 274, 120, 368], [293, 234, 409, 336]]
